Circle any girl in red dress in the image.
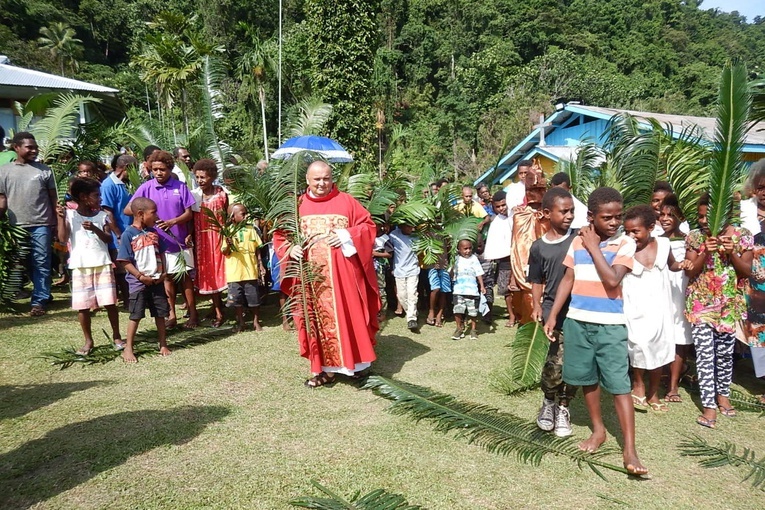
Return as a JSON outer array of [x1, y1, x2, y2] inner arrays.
[[191, 159, 228, 326]]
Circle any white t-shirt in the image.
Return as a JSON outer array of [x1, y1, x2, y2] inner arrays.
[[452, 254, 485, 296], [67, 209, 112, 269]]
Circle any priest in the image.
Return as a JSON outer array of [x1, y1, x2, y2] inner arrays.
[[274, 161, 380, 387]]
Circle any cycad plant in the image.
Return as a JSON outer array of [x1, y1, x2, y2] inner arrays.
[[364, 376, 631, 478], [291, 480, 422, 510]]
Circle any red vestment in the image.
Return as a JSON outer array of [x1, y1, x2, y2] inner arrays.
[[274, 186, 379, 374]]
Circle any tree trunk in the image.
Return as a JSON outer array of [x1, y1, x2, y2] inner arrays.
[[259, 85, 269, 162]]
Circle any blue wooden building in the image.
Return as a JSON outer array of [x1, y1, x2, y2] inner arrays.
[[475, 103, 765, 187]]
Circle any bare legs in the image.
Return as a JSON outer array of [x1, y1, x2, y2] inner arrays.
[[76, 303, 123, 354], [428, 289, 445, 325], [122, 315, 170, 363], [632, 367, 664, 407], [579, 384, 648, 476], [667, 344, 691, 402], [165, 275, 198, 329]]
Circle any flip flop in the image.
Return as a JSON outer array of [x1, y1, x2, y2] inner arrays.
[[75, 347, 92, 356], [631, 394, 648, 408], [649, 401, 669, 412], [425, 317, 436, 326], [718, 406, 737, 417], [665, 393, 683, 403], [113, 340, 126, 351], [29, 306, 46, 317], [696, 416, 716, 429]]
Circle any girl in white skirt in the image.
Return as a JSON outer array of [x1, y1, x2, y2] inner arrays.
[[622, 205, 689, 411]]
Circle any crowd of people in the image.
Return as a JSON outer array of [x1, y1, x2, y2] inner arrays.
[[2, 133, 765, 477]]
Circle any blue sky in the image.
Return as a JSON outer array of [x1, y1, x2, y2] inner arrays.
[[706, 0, 763, 21]]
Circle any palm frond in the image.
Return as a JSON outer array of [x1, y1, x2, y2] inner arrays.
[[492, 322, 549, 395], [286, 98, 333, 138], [41, 327, 237, 369], [678, 434, 765, 490], [198, 54, 228, 170], [27, 93, 100, 163], [290, 480, 422, 510], [363, 376, 628, 478], [707, 61, 751, 236], [729, 389, 765, 417], [0, 219, 31, 311], [662, 125, 711, 224], [554, 141, 601, 204]]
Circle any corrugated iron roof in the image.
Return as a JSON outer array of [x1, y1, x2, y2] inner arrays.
[[0, 62, 118, 94], [573, 105, 765, 146]]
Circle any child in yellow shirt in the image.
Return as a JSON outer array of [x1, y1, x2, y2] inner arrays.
[[222, 204, 264, 332]]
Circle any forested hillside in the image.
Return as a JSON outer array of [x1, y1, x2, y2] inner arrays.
[[1, 0, 763, 178]]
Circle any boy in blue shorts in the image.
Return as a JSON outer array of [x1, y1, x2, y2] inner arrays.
[[543, 187, 648, 476]]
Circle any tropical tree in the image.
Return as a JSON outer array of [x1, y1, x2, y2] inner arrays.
[[236, 26, 276, 161], [38, 22, 83, 76], [284, 98, 333, 138]]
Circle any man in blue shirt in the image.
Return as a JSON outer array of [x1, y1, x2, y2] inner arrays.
[[102, 154, 137, 304]]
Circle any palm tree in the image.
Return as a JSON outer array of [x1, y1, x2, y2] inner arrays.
[[38, 22, 83, 76], [236, 27, 277, 161]]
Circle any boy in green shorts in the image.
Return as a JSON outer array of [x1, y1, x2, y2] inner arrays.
[[543, 187, 648, 476]]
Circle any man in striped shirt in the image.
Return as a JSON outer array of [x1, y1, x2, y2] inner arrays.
[[543, 187, 648, 477]]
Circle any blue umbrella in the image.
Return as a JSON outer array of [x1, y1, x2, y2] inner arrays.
[[271, 135, 354, 163]]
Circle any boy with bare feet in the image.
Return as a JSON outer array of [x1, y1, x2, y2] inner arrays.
[[222, 204, 264, 332], [117, 197, 171, 363], [543, 187, 648, 477]]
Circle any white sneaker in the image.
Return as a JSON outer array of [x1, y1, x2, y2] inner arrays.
[[536, 398, 556, 431], [554, 404, 573, 437]]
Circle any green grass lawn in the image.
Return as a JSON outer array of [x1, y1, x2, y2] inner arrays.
[[2, 289, 765, 509]]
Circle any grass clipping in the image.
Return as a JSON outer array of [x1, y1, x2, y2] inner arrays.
[[364, 375, 629, 479]]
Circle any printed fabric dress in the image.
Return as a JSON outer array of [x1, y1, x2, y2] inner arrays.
[[623, 236, 675, 370], [745, 233, 765, 347], [192, 186, 228, 294], [685, 227, 753, 334], [666, 237, 692, 345]]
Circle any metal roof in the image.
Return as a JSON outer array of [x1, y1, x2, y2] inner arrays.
[[0, 61, 118, 94], [476, 103, 765, 186]]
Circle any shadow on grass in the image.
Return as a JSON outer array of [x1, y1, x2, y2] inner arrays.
[[0, 381, 112, 421], [373, 334, 431, 377], [0, 405, 231, 508], [41, 326, 241, 369]]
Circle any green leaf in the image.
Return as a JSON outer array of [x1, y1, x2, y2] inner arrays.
[[290, 480, 422, 509], [364, 376, 628, 478], [707, 61, 751, 236], [679, 434, 765, 490]]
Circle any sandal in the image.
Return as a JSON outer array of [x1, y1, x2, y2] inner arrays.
[[649, 401, 669, 412], [718, 406, 737, 417], [211, 317, 224, 328], [435, 317, 443, 328], [304, 371, 336, 388], [113, 339, 126, 351], [696, 415, 716, 429], [29, 306, 46, 317], [665, 393, 683, 403], [631, 394, 648, 408], [425, 317, 436, 326]]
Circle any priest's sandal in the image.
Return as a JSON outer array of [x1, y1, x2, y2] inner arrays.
[[304, 372, 336, 388]]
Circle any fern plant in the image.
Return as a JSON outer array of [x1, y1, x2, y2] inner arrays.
[[363, 376, 630, 478], [492, 322, 550, 395], [291, 480, 422, 510], [729, 389, 765, 417], [679, 435, 765, 490]]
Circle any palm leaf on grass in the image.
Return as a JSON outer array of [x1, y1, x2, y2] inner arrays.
[[291, 480, 422, 509], [363, 376, 629, 478], [491, 322, 549, 395], [729, 389, 765, 417], [707, 61, 751, 236], [678, 435, 765, 490], [41, 327, 237, 369]]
